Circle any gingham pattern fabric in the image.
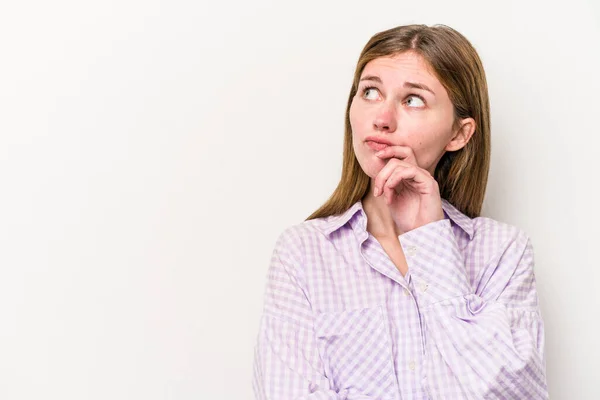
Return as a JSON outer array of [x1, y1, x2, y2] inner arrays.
[[252, 198, 548, 399]]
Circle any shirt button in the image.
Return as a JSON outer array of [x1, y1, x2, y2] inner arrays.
[[409, 360, 416, 371], [406, 246, 417, 256], [403, 287, 411, 296], [420, 283, 429, 292]]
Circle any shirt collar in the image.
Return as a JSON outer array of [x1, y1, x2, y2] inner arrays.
[[319, 198, 474, 240]]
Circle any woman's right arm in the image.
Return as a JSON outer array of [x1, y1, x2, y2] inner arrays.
[[252, 230, 374, 400]]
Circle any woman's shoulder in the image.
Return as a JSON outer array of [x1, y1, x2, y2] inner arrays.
[[442, 198, 529, 244], [470, 215, 530, 244], [460, 216, 534, 279], [270, 213, 351, 265], [274, 216, 339, 249]]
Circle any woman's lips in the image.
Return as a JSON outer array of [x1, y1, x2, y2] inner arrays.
[[366, 141, 389, 151]]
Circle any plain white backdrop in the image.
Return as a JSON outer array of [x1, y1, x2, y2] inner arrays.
[[1, 0, 599, 399]]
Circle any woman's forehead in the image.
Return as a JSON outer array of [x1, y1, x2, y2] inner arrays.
[[361, 53, 439, 86]]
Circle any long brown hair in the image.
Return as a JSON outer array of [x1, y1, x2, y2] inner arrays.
[[306, 24, 491, 221]]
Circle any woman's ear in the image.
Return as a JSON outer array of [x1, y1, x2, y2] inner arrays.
[[445, 117, 476, 152]]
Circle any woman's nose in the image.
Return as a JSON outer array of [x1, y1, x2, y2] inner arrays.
[[373, 103, 397, 132]]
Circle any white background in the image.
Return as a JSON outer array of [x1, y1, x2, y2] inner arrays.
[[1, 0, 599, 399]]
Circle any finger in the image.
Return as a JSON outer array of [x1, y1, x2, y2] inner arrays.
[[384, 166, 432, 196], [375, 145, 418, 165], [374, 158, 405, 197], [383, 168, 410, 205], [384, 170, 404, 205], [374, 157, 423, 197]]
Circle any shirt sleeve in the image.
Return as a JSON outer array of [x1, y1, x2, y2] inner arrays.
[[400, 219, 548, 400], [252, 231, 375, 400]]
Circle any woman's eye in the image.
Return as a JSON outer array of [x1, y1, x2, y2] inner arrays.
[[362, 87, 379, 100], [406, 95, 425, 107]]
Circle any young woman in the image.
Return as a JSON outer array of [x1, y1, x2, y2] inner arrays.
[[252, 24, 548, 399]]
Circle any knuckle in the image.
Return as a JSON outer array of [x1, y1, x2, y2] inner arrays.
[[385, 174, 397, 187]]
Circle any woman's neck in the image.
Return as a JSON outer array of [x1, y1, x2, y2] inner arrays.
[[362, 189, 405, 238]]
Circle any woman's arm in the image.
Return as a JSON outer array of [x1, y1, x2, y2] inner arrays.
[[253, 230, 377, 400], [401, 219, 548, 400]]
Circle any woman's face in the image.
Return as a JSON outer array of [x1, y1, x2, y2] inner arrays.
[[349, 51, 472, 178]]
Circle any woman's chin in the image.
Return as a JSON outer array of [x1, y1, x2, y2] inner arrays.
[[364, 164, 383, 180], [356, 154, 384, 178]]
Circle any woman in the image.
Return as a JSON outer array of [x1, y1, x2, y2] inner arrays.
[[252, 24, 548, 399]]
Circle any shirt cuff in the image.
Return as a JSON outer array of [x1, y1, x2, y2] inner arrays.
[[398, 218, 472, 308]]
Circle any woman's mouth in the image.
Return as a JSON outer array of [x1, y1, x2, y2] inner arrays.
[[366, 141, 389, 151]]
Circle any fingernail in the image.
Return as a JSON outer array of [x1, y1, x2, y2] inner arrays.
[[374, 186, 379, 196], [375, 151, 383, 157]]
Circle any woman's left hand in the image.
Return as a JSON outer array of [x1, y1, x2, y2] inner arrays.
[[373, 145, 445, 234]]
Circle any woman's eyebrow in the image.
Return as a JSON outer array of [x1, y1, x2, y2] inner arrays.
[[404, 81, 435, 95], [359, 75, 383, 83], [359, 75, 435, 95]]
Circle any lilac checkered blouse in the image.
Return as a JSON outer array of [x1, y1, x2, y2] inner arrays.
[[252, 198, 548, 399]]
